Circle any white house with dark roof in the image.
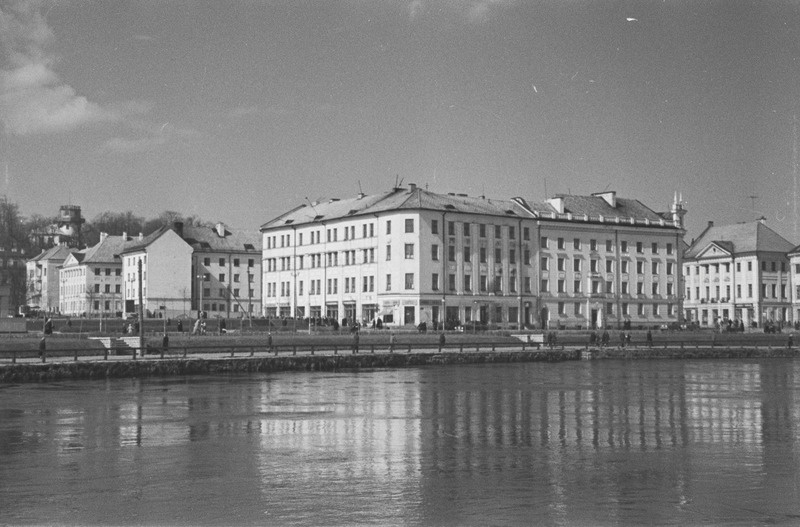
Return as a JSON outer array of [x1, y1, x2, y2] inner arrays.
[[58, 233, 143, 317], [683, 218, 795, 329], [260, 185, 686, 330], [119, 222, 262, 319], [27, 245, 77, 315]]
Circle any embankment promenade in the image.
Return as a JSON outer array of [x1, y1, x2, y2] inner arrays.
[[2, 344, 799, 383]]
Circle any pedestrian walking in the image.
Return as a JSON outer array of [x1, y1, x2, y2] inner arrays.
[[162, 333, 169, 354], [219, 318, 226, 335], [352, 331, 359, 354], [267, 332, 273, 351], [619, 331, 626, 348], [646, 330, 653, 348], [788, 334, 794, 349], [177, 319, 183, 333], [439, 332, 446, 351], [38, 337, 46, 362]]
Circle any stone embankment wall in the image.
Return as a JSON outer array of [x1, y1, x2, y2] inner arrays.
[[0, 350, 578, 383], [583, 347, 799, 360]]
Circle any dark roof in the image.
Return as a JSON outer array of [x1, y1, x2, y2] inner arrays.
[[685, 221, 795, 259], [28, 245, 75, 263], [120, 223, 261, 255], [556, 195, 669, 223], [80, 235, 138, 264]]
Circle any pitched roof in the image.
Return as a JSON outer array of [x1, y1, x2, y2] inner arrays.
[[28, 245, 75, 263], [120, 223, 261, 255], [260, 187, 678, 231], [181, 224, 261, 253], [685, 221, 795, 259], [81, 235, 137, 263], [555, 195, 670, 223], [260, 187, 551, 230]]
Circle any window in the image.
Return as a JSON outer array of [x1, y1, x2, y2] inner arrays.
[[495, 248, 502, 262], [652, 282, 659, 295], [637, 282, 644, 295], [219, 273, 225, 282], [94, 268, 101, 276], [636, 242, 643, 253], [651, 242, 658, 254], [464, 246, 471, 263], [495, 225, 502, 238], [541, 279, 549, 292], [448, 221, 455, 235], [666, 262, 673, 275], [404, 273, 414, 289], [219, 258, 226, 266], [448, 274, 456, 291], [463, 274, 471, 291], [606, 240, 613, 252], [480, 275, 488, 292], [386, 221, 392, 235], [621, 281, 629, 294], [203, 257, 211, 266], [431, 273, 439, 291], [621, 241, 628, 253], [574, 302, 582, 316], [666, 283, 673, 296], [405, 244, 414, 259], [431, 220, 438, 234], [638, 303, 645, 316], [652, 262, 659, 274], [523, 227, 530, 240], [605, 280, 613, 293], [606, 260, 613, 273], [94, 284, 100, 293], [557, 279, 565, 293], [386, 245, 391, 261], [509, 226, 515, 239], [590, 259, 599, 273], [666, 243, 673, 255], [636, 261, 644, 274], [524, 249, 531, 265], [405, 219, 414, 233], [573, 280, 581, 293], [573, 238, 580, 250], [448, 245, 456, 262], [541, 236, 548, 248], [557, 237, 565, 249], [480, 247, 487, 263], [622, 303, 629, 316], [464, 223, 471, 236], [386, 274, 392, 291], [431, 244, 439, 261], [558, 257, 565, 271], [104, 284, 110, 293], [573, 258, 581, 272], [558, 302, 565, 315], [590, 239, 597, 251], [541, 257, 549, 270]]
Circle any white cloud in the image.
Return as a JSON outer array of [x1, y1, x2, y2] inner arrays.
[[0, 0, 122, 135], [407, 0, 517, 23]]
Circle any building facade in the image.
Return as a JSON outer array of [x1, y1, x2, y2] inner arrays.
[[27, 245, 75, 315], [58, 233, 132, 316], [683, 219, 795, 329], [120, 222, 262, 319], [261, 186, 686, 330]]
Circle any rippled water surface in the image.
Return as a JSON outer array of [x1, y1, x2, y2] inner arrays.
[[3, 360, 800, 525]]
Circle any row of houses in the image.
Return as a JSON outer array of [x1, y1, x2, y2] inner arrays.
[[25, 184, 800, 330], [27, 222, 262, 319]]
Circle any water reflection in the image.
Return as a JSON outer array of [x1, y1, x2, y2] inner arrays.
[[2, 360, 800, 525]]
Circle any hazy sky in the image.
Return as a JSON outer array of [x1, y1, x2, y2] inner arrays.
[[1, 0, 799, 241]]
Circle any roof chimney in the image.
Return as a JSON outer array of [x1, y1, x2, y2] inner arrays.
[[122, 231, 127, 240], [708, 220, 714, 228], [138, 232, 143, 241], [215, 222, 226, 237], [758, 216, 767, 225], [173, 221, 184, 239], [100, 232, 108, 242], [547, 197, 565, 214], [408, 183, 417, 192]]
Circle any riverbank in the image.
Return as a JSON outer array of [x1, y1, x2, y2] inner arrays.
[[0, 349, 577, 382], [3, 344, 800, 382]]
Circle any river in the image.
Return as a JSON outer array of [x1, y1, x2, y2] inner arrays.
[[2, 359, 800, 526]]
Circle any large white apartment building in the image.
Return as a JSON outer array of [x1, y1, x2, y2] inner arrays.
[[684, 219, 795, 329], [27, 245, 75, 315], [260, 185, 686, 330]]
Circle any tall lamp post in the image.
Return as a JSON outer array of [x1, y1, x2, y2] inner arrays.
[[137, 259, 144, 358]]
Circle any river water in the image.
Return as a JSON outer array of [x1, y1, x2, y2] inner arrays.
[[2, 360, 800, 526]]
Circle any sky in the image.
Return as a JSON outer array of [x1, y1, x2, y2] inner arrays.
[[1, 0, 799, 243]]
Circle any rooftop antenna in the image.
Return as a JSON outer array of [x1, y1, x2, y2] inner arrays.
[[748, 195, 758, 220], [357, 180, 364, 196], [304, 197, 319, 215], [793, 113, 798, 241]]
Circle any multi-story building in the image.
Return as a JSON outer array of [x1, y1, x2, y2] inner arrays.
[[59, 233, 133, 316], [683, 219, 795, 329], [26, 245, 76, 315], [260, 185, 686, 330], [120, 222, 262, 319]]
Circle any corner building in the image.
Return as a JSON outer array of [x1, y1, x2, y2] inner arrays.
[[261, 185, 686, 330]]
